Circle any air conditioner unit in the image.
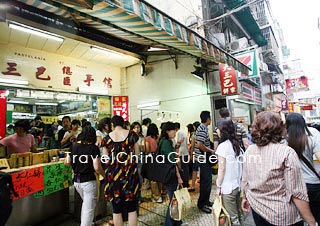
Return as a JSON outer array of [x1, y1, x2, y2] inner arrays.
[[227, 37, 249, 52]]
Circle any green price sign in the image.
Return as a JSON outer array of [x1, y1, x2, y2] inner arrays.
[[34, 163, 73, 197]]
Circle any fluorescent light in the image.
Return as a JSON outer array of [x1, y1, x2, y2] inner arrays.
[[35, 102, 58, 106], [0, 78, 29, 85], [90, 46, 123, 56], [148, 47, 168, 51], [137, 101, 160, 109], [9, 22, 64, 42], [7, 100, 29, 104], [78, 86, 108, 95]]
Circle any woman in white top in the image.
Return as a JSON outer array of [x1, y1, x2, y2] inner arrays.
[[216, 118, 242, 226]]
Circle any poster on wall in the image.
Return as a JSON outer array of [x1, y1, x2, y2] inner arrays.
[[97, 97, 111, 119], [112, 96, 129, 121], [219, 64, 238, 96], [0, 90, 6, 138]]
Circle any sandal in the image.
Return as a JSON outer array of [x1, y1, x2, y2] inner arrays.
[[107, 219, 114, 226]]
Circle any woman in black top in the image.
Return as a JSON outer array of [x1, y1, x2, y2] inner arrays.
[[65, 125, 105, 226]]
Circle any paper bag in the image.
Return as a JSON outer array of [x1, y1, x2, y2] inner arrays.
[[213, 195, 231, 226], [170, 185, 191, 221]]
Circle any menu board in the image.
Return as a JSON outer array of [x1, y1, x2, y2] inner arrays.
[[11, 167, 44, 200], [34, 163, 73, 197]]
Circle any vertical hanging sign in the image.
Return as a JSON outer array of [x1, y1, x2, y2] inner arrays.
[[0, 90, 6, 139], [112, 96, 129, 121], [219, 64, 238, 96]]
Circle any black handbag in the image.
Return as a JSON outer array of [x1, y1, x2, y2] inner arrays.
[[141, 140, 177, 184]]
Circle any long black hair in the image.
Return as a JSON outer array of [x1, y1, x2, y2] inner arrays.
[[217, 118, 241, 156], [286, 113, 311, 158]]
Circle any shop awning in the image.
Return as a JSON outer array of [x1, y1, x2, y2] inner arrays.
[[223, 0, 267, 47], [16, 0, 250, 74]]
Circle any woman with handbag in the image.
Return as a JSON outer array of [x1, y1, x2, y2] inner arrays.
[[241, 111, 317, 226], [286, 113, 320, 223], [159, 122, 183, 226], [215, 118, 243, 226]]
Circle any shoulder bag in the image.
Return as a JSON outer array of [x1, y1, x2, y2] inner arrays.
[[141, 139, 177, 184]]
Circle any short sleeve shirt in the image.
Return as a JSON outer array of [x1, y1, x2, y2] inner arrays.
[[0, 133, 35, 156], [194, 123, 210, 162]]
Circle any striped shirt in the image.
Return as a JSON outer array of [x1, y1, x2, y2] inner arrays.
[[242, 143, 309, 225], [194, 123, 211, 162], [213, 121, 247, 144]]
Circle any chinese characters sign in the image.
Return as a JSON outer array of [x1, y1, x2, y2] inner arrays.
[[113, 96, 129, 121], [0, 90, 6, 139], [11, 167, 44, 200], [34, 163, 73, 197], [0, 44, 121, 95], [219, 64, 238, 96]]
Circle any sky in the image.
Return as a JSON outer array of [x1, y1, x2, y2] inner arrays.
[[270, 0, 320, 92]]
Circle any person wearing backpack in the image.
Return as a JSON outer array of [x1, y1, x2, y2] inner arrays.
[[286, 113, 320, 223], [0, 171, 18, 226]]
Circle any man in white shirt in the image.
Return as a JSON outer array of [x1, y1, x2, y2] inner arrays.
[[175, 122, 189, 188]]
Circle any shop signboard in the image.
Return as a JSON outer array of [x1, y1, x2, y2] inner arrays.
[[254, 88, 262, 104], [288, 102, 294, 113], [0, 90, 6, 138], [112, 96, 129, 120], [34, 163, 73, 197], [285, 76, 309, 93], [0, 44, 121, 95], [281, 96, 289, 111], [219, 64, 238, 96], [241, 82, 254, 100], [234, 49, 259, 78], [11, 166, 44, 200]]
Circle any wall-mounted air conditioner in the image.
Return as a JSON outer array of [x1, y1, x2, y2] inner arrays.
[[227, 37, 248, 52]]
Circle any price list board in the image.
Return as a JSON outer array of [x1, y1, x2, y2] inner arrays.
[[34, 163, 73, 197], [11, 166, 44, 200]]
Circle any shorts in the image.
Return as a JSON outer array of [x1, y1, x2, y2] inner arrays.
[[192, 160, 199, 172], [111, 200, 137, 214]]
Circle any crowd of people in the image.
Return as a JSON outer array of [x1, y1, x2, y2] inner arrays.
[[1, 108, 320, 226]]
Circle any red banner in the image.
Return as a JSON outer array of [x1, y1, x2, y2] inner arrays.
[[11, 166, 45, 200], [219, 64, 238, 96], [0, 90, 6, 139], [112, 96, 129, 121]]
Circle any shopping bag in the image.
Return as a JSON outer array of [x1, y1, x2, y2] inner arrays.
[[213, 195, 231, 226], [170, 185, 191, 221]]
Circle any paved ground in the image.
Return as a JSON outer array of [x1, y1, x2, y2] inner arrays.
[[55, 175, 256, 226]]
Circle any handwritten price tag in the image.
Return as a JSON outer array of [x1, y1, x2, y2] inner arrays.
[[34, 163, 73, 197], [11, 167, 44, 200]]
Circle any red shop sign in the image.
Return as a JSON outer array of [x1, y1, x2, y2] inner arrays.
[[0, 90, 6, 139], [112, 96, 129, 121], [219, 64, 238, 96]]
